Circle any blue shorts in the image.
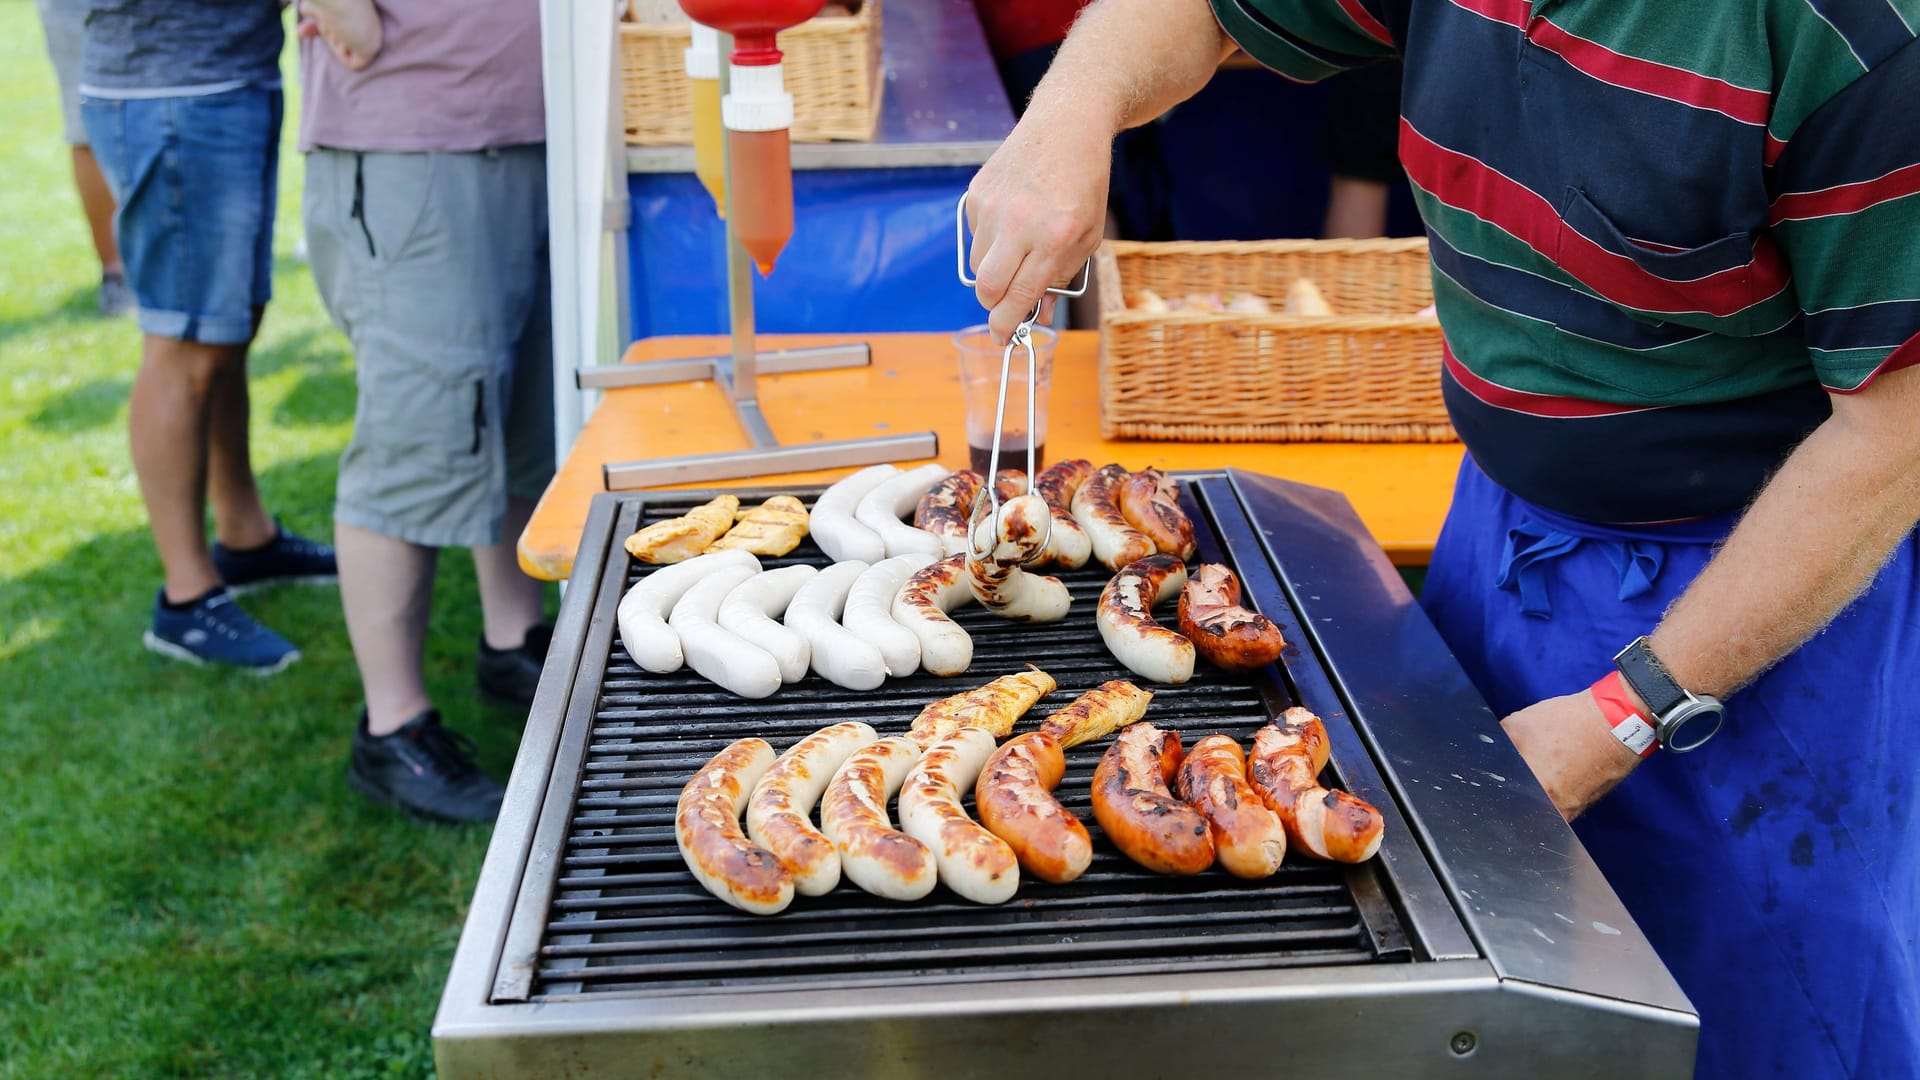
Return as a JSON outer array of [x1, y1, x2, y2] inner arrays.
[[1421, 456, 1920, 1079], [80, 86, 281, 345]]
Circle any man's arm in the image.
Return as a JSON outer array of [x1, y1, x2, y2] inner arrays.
[[1504, 359, 1920, 818], [964, 0, 1233, 341]]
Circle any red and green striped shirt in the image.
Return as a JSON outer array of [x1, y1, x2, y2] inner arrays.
[[1211, 0, 1920, 522]]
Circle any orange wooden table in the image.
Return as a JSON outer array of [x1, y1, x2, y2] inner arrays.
[[520, 332, 1464, 580]]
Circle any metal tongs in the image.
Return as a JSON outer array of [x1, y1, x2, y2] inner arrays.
[[955, 193, 1090, 559]]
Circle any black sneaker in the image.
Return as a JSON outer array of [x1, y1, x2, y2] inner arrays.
[[213, 519, 338, 596], [347, 709, 505, 824], [476, 623, 553, 707]]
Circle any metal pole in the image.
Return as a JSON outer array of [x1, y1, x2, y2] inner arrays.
[[716, 36, 775, 447]]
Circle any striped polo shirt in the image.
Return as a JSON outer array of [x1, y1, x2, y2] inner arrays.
[[1211, 0, 1920, 523]]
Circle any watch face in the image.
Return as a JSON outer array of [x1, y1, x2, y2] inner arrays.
[[1664, 701, 1725, 753]]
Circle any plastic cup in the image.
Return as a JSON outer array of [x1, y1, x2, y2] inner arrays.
[[954, 324, 1055, 477]]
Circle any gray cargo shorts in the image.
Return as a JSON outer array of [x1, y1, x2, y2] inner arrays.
[[305, 145, 556, 549]]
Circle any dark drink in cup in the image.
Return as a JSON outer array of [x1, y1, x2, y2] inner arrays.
[[969, 439, 1045, 476]]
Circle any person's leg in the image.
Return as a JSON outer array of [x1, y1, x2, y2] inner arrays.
[[472, 495, 544, 650], [127, 335, 238, 602], [203, 322, 277, 552], [336, 521, 438, 735], [71, 145, 121, 274]]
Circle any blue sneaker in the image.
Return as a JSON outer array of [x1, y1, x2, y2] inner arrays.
[[143, 588, 301, 674], [212, 520, 338, 595]]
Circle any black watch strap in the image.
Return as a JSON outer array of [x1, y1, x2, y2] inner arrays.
[[1614, 637, 1687, 717]]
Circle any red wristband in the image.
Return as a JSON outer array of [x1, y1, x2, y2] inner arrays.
[[1591, 670, 1659, 758]]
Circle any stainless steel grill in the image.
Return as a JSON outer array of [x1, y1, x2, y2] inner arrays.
[[436, 470, 1699, 1078]]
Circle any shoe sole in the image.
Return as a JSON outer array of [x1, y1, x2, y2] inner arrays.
[[223, 573, 340, 598], [142, 631, 300, 676], [345, 766, 493, 826]]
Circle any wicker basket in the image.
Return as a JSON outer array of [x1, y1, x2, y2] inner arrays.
[[1095, 239, 1455, 443], [619, 3, 883, 145]]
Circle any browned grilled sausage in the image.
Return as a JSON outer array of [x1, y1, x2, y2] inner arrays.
[[974, 732, 1088, 884], [676, 739, 795, 915], [1176, 735, 1286, 878], [1177, 563, 1287, 672], [1249, 708, 1385, 864], [1072, 464, 1156, 571], [1091, 722, 1214, 875], [1029, 459, 1095, 569], [966, 493, 1071, 621], [1119, 468, 1196, 561], [975, 680, 1154, 884], [914, 470, 984, 558], [1096, 553, 1194, 684]]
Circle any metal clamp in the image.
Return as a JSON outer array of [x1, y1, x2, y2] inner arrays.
[[956, 193, 1071, 559], [955, 192, 1091, 299]]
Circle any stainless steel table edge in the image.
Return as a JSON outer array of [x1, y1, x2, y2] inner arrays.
[[432, 495, 623, 1030]]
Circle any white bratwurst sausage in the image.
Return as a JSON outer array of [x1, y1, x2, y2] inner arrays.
[[820, 736, 937, 901], [716, 564, 818, 684], [809, 464, 897, 563], [784, 560, 889, 690], [854, 462, 951, 559], [1096, 553, 1194, 684], [669, 564, 785, 698], [891, 554, 976, 676], [616, 549, 761, 673], [745, 721, 880, 895], [842, 553, 937, 676], [676, 738, 793, 915], [898, 726, 1019, 904]]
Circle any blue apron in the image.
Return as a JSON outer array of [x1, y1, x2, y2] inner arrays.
[[1420, 457, 1920, 1079]]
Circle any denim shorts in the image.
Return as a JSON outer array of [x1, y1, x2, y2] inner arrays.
[[80, 86, 281, 345]]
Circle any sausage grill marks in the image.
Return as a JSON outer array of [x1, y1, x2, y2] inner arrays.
[[1176, 735, 1287, 879], [892, 554, 976, 676], [1072, 464, 1157, 572], [1177, 563, 1287, 673], [1092, 722, 1215, 876], [966, 493, 1072, 622], [1097, 554, 1195, 685], [975, 680, 1154, 884], [913, 469, 983, 558], [745, 722, 881, 896], [1249, 708, 1387, 864], [820, 736, 937, 901]]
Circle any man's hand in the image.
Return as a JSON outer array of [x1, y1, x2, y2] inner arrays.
[[1501, 690, 1644, 820], [964, 121, 1112, 343], [962, 0, 1234, 342], [298, 0, 384, 71]]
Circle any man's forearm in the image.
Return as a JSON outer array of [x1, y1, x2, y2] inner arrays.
[[1651, 369, 1920, 699], [1024, 0, 1234, 138]]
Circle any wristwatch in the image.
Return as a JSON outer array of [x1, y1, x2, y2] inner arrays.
[[1610, 636, 1725, 753]]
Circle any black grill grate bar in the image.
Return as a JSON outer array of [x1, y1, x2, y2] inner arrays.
[[540, 924, 1367, 985], [543, 886, 1354, 934], [540, 906, 1362, 959], [539, 947, 1379, 1001]]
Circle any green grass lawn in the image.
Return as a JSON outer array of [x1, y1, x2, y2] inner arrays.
[[0, 9, 534, 1076]]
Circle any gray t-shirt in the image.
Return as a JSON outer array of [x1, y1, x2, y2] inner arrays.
[[80, 0, 284, 95]]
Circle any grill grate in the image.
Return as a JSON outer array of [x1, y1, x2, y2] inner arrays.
[[526, 489, 1406, 1001]]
